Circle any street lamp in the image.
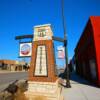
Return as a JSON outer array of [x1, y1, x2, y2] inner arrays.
[[61, 0, 71, 88]]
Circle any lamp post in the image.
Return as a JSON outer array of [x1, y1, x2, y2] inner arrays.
[[61, 0, 71, 88]]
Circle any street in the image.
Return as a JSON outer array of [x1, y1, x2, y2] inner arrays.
[[0, 72, 28, 91], [0, 72, 100, 100]]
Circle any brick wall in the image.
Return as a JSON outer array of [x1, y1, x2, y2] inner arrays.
[[29, 40, 57, 82]]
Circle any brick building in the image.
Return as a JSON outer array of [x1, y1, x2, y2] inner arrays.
[[74, 16, 100, 86], [0, 59, 26, 71]]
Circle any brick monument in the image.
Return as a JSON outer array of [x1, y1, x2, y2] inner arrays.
[[25, 24, 63, 100], [29, 24, 57, 82]]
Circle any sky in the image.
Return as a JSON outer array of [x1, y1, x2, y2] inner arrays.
[[0, 0, 100, 66]]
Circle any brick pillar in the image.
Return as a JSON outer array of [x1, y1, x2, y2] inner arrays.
[[29, 40, 57, 82]]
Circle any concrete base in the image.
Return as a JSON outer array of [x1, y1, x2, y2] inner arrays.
[[25, 80, 63, 100]]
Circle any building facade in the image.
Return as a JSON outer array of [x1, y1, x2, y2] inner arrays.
[[0, 60, 26, 71], [74, 16, 100, 86]]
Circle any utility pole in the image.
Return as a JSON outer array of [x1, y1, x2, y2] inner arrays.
[[61, 0, 71, 88]]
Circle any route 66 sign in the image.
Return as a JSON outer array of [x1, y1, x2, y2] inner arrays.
[[19, 42, 32, 57]]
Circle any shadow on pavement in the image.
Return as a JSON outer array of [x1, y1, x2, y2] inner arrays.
[[70, 72, 98, 88]]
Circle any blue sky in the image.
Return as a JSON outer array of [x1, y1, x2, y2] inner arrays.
[[0, 0, 100, 65]]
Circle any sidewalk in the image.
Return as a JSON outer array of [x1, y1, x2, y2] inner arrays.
[[62, 73, 100, 100]]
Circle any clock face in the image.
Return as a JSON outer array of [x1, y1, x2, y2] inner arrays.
[[34, 45, 47, 76]]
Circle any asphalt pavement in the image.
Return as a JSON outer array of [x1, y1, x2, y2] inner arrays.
[[0, 71, 28, 91]]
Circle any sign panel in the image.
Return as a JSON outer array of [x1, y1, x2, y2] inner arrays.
[[19, 42, 32, 57], [57, 46, 65, 59], [35, 45, 47, 76], [33, 25, 53, 41]]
